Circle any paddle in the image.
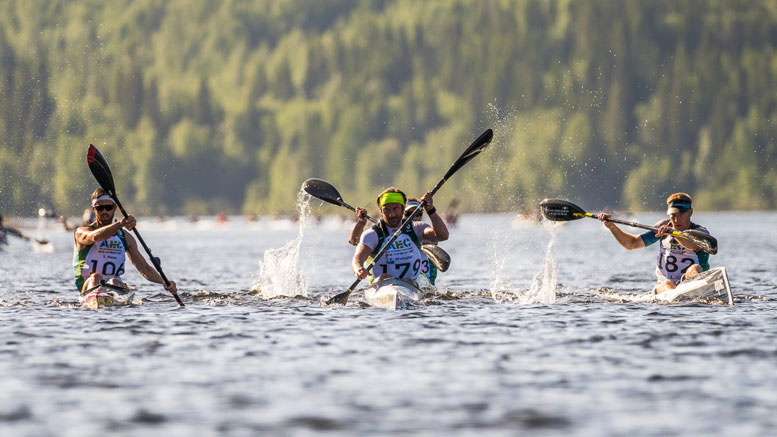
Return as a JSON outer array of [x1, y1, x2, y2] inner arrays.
[[539, 198, 718, 255], [302, 178, 379, 224], [87, 144, 184, 306], [0, 225, 49, 245], [327, 128, 494, 305], [13, 232, 49, 246]]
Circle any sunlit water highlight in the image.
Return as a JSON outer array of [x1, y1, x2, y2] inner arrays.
[[1, 212, 776, 435]]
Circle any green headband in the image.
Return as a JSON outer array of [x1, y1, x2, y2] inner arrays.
[[379, 192, 405, 206]]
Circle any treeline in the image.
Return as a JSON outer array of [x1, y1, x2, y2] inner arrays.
[[1, 0, 776, 216]]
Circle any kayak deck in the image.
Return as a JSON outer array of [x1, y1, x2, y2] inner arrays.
[[363, 278, 422, 310], [656, 267, 733, 306], [80, 283, 135, 309]]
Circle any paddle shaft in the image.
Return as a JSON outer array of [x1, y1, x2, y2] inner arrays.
[[339, 200, 379, 224], [111, 195, 184, 307], [576, 212, 658, 232], [580, 211, 711, 245]]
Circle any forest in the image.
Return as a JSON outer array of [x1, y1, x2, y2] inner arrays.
[[1, 0, 776, 216]]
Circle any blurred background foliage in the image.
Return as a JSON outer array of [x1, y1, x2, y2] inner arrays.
[[1, 0, 777, 216]]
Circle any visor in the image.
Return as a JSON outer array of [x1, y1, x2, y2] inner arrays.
[[666, 201, 691, 214], [404, 200, 421, 214], [91, 195, 116, 207]]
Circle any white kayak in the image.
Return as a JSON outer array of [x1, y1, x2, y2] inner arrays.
[[80, 283, 135, 309], [655, 267, 733, 306], [363, 278, 422, 310]]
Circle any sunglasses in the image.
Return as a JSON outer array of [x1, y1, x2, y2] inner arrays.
[[94, 204, 115, 212]]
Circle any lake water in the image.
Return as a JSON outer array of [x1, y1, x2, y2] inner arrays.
[[1, 210, 776, 436]]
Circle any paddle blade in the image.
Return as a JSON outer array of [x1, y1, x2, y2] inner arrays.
[[326, 290, 352, 305], [680, 229, 718, 255], [441, 129, 494, 183], [422, 244, 451, 272], [302, 178, 345, 207], [539, 199, 588, 221], [87, 144, 117, 196]]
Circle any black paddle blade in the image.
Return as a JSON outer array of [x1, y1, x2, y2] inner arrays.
[[539, 199, 588, 221], [302, 178, 345, 207], [442, 129, 494, 182], [326, 290, 352, 305], [422, 244, 451, 272], [681, 230, 718, 255], [87, 144, 117, 196]]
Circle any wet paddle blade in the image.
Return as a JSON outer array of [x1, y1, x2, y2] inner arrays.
[[302, 178, 345, 207], [441, 129, 494, 183], [539, 199, 589, 221], [87, 144, 117, 197], [422, 244, 451, 272], [680, 229, 718, 255], [326, 290, 352, 305]]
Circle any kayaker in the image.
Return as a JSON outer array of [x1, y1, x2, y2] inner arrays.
[[352, 188, 449, 284], [73, 188, 177, 295], [597, 192, 713, 294], [348, 197, 449, 286], [0, 214, 36, 245]]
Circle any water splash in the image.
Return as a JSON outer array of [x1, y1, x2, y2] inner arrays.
[[490, 224, 557, 305], [489, 253, 513, 304], [252, 189, 311, 298], [523, 230, 557, 304]]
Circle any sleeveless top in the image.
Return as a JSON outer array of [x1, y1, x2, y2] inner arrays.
[[73, 229, 128, 291]]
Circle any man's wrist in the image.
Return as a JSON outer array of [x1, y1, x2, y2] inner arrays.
[[426, 206, 437, 215]]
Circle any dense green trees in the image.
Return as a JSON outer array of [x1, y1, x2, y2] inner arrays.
[[1, 0, 776, 216]]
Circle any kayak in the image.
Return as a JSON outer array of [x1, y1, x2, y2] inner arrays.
[[80, 283, 135, 309], [363, 278, 422, 310], [655, 267, 733, 306]]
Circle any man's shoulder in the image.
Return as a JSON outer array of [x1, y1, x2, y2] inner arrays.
[[362, 227, 379, 237], [76, 223, 96, 233], [359, 228, 379, 248], [690, 223, 710, 234], [412, 221, 431, 229]]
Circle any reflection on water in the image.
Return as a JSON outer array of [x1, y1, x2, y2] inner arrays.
[[1, 212, 776, 435]]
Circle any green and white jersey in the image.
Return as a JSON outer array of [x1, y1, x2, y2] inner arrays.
[[360, 220, 428, 282], [73, 229, 128, 291]]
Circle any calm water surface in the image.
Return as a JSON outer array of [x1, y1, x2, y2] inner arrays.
[[1, 212, 776, 436]]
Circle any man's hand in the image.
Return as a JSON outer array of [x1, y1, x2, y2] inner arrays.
[[597, 213, 617, 230], [354, 266, 368, 280], [164, 280, 178, 293], [655, 222, 672, 238], [355, 207, 367, 223], [120, 215, 136, 231], [421, 192, 434, 212]]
